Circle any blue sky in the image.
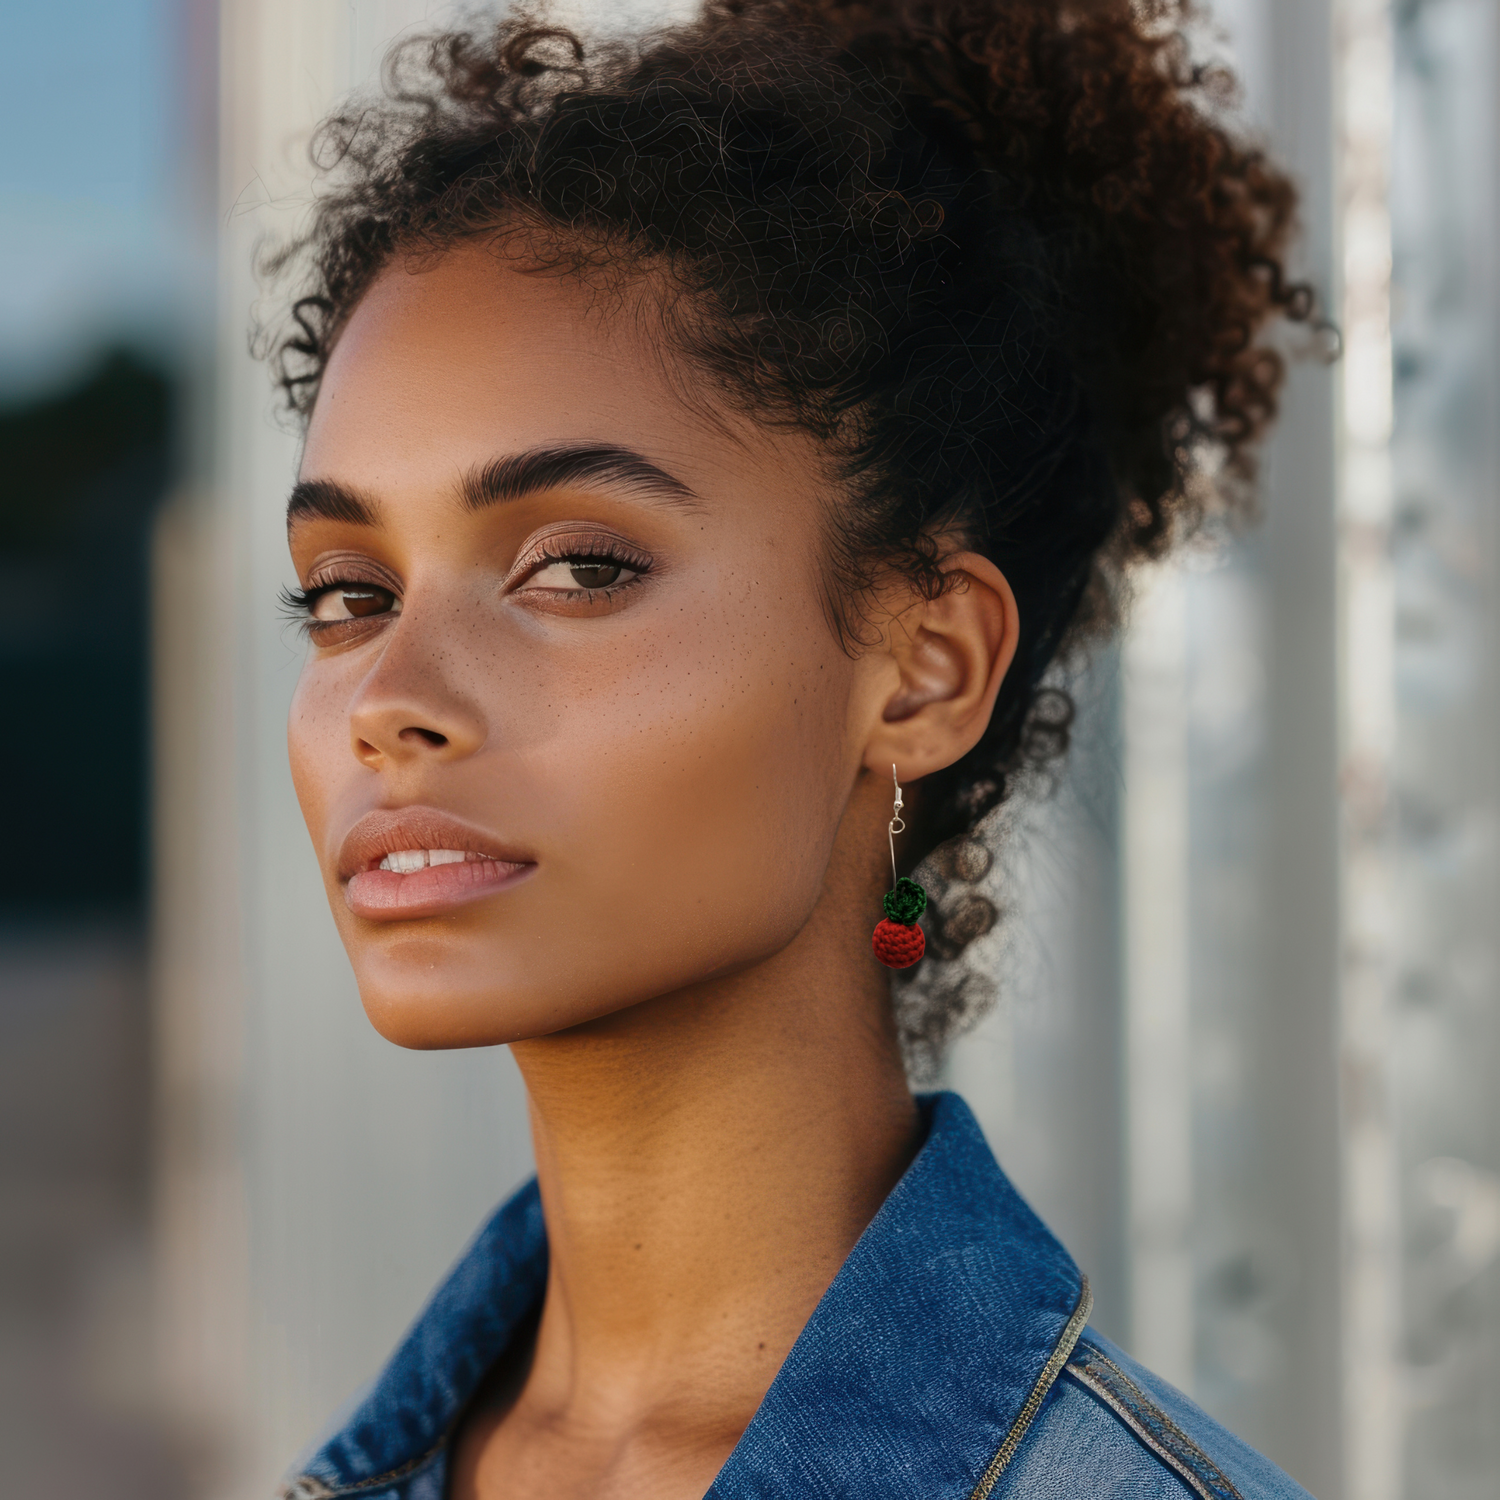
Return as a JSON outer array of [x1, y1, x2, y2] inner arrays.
[[0, 0, 182, 391]]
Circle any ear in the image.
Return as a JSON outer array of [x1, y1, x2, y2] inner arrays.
[[861, 552, 1019, 780]]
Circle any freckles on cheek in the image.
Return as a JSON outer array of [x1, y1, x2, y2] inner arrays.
[[286, 667, 356, 844], [530, 574, 850, 923]]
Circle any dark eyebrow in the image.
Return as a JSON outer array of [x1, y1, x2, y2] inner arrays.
[[458, 444, 701, 511], [286, 478, 380, 529]]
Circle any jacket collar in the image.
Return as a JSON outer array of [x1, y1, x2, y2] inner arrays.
[[286, 1093, 1090, 1499]]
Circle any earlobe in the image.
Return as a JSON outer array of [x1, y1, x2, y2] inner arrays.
[[865, 553, 1019, 779]]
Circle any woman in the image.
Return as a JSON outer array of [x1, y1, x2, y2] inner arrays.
[[269, 2, 1315, 1495]]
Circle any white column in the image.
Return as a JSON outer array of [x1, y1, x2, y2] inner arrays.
[[1388, 1, 1500, 1491], [1335, 1, 1402, 1494], [1122, 565, 1194, 1391]]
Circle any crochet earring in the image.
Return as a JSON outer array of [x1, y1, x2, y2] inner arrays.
[[872, 765, 927, 969]]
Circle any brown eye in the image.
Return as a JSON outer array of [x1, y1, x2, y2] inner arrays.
[[521, 555, 643, 594], [567, 562, 622, 589], [312, 584, 399, 621], [343, 586, 396, 617]]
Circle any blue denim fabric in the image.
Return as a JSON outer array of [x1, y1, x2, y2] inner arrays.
[[280, 1093, 1313, 1499]]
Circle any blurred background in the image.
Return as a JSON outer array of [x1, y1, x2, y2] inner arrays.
[[0, 0, 1494, 1496]]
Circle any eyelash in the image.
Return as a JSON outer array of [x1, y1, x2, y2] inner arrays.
[[520, 538, 653, 597], [279, 538, 653, 636], [279, 584, 325, 619]]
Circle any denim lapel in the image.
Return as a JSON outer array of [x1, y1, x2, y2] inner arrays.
[[707, 1093, 1090, 1500]]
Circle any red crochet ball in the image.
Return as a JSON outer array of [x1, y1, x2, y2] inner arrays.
[[872, 918, 925, 969]]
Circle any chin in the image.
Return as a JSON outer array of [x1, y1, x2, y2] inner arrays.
[[351, 953, 592, 1051], [345, 910, 813, 1051], [359, 997, 516, 1051]]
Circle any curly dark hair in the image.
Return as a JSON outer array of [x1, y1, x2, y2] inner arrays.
[[263, 0, 1310, 1061]]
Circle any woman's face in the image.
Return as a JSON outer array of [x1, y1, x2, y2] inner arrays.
[[287, 243, 890, 1047]]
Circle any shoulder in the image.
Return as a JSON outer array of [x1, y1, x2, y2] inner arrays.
[[997, 1329, 1315, 1500]]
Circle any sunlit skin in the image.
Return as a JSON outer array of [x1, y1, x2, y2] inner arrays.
[[286, 239, 1019, 1500]]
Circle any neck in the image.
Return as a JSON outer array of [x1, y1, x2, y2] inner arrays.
[[509, 893, 920, 1438]]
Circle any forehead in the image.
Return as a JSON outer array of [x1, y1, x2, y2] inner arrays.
[[303, 244, 748, 491]]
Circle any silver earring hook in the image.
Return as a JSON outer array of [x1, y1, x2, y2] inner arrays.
[[888, 763, 905, 889]]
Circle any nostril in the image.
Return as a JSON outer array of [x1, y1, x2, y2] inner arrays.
[[400, 726, 449, 748]]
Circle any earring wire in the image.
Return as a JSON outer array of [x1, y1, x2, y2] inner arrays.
[[888, 764, 905, 888]]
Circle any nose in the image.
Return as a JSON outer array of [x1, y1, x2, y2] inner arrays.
[[347, 616, 486, 771]]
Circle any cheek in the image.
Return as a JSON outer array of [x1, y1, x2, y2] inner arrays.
[[524, 576, 853, 954], [286, 663, 357, 862], [565, 587, 851, 926]]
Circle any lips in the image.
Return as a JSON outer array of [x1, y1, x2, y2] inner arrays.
[[338, 806, 535, 920]]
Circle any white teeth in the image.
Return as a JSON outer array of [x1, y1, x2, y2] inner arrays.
[[380, 849, 427, 873], [377, 848, 494, 873]]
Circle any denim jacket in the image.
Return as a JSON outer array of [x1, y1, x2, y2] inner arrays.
[[281, 1093, 1312, 1499]]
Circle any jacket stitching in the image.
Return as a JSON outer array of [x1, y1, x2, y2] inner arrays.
[[967, 1274, 1093, 1500], [1064, 1344, 1243, 1500], [277, 1421, 452, 1499]]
